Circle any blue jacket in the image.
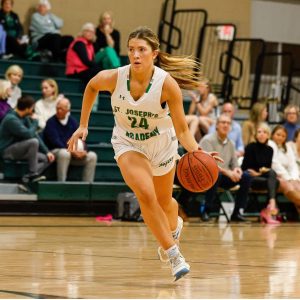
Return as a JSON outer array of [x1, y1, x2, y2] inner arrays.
[[43, 114, 78, 150]]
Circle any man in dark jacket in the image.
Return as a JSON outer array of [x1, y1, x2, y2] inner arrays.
[[43, 97, 97, 182], [0, 95, 55, 182]]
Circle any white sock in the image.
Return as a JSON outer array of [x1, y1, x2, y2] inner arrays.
[[166, 244, 179, 259], [172, 227, 179, 239]]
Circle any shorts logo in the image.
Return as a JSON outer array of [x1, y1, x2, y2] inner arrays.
[[159, 156, 174, 168]]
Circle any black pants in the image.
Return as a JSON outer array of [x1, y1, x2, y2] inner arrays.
[[38, 33, 73, 61], [251, 169, 279, 199], [6, 36, 27, 58], [67, 65, 102, 86]]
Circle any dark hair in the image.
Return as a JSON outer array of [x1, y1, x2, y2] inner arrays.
[[1, 0, 14, 7], [16, 95, 35, 111], [294, 128, 300, 142], [271, 125, 288, 152]]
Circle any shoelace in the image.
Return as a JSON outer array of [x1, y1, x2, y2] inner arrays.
[[170, 254, 184, 269]]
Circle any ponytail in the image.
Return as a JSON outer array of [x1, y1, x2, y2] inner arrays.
[[157, 51, 203, 90], [128, 26, 203, 90]]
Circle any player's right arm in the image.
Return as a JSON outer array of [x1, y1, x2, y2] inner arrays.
[[67, 69, 117, 152]]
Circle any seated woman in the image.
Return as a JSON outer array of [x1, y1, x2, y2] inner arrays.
[[269, 125, 300, 211], [5, 64, 23, 109], [0, 79, 12, 123], [242, 102, 268, 147], [95, 11, 121, 69], [287, 128, 300, 177], [29, 0, 73, 62], [0, 0, 28, 58], [66, 22, 102, 85], [188, 81, 218, 135], [34, 78, 63, 130], [241, 122, 280, 224]]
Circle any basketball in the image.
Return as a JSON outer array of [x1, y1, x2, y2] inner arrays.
[[177, 150, 219, 193]]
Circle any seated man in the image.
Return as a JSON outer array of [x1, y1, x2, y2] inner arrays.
[[208, 102, 244, 157], [43, 97, 97, 182], [0, 95, 54, 182], [283, 104, 300, 141], [199, 114, 252, 222]]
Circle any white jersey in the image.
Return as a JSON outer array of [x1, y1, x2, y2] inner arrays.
[[111, 65, 174, 143]]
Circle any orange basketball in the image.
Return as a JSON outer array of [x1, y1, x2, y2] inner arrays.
[[176, 150, 219, 193]]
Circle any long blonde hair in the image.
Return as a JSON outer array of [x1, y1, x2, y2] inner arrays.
[[127, 26, 203, 90], [249, 102, 267, 124], [41, 78, 59, 99]]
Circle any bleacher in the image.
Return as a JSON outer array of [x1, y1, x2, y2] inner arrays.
[[0, 59, 121, 213], [0, 57, 194, 215]]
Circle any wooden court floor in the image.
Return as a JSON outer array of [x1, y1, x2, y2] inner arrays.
[[0, 216, 300, 299]]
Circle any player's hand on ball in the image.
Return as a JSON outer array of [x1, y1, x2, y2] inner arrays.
[[205, 151, 224, 163], [67, 126, 88, 152]]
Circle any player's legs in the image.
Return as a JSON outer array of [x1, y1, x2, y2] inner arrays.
[[153, 166, 178, 231], [117, 151, 175, 250]]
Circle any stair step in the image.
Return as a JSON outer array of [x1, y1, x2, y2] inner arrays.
[[0, 183, 37, 201]]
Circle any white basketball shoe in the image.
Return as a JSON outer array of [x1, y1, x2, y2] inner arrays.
[[158, 216, 184, 263]]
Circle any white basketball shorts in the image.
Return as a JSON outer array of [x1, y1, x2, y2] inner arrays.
[[111, 127, 179, 176]]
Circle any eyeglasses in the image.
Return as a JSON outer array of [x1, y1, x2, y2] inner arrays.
[[218, 121, 231, 125]]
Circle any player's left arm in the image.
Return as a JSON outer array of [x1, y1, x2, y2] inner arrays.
[[162, 75, 223, 163], [162, 75, 199, 153]]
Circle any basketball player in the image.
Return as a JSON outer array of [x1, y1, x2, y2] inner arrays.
[[67, 26, 222, 281]]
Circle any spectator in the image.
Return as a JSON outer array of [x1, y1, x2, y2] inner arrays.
[[0, 0, 28, 58], [43, 97, 97, 182], [188, 81, 218, 135], [0, 79, 12, 122], [241, 122, 280, 224], [66, 22, 101, 85], [209, 102, 244, 157], [35, 78, 63, 130], [269, 125, 300, 209], [185, 114, 201, 142], [29, 0, 73, 62], [287, 128, 300, 177], [95, 11, 121, 69], [198, 114, 252, 222], [283, 104, 300, 142], [242, 102, 267, 146], [5, 64, 23, 109], [0, 95, 55, 183]]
